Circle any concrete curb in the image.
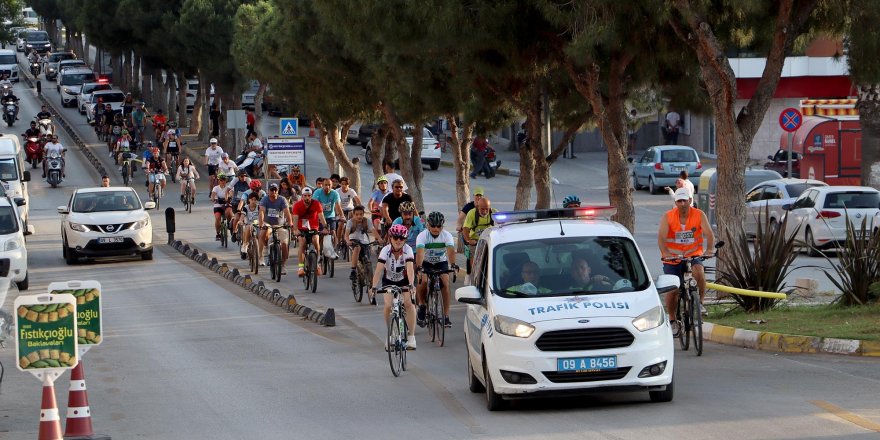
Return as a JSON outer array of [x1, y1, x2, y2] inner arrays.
[[703, 322, 879, 357], [168, 238, 335, 327]]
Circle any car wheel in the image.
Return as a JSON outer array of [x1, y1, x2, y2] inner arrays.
[[649, 375, 674, 402], [429, 160, 439, 171], [805, 228, 821, 257], [365, 147, 372, 165], [64, 244, 78, 265], [648, 177, 659, 194], [632, 173, 642, 190], [16, 272, 28, 290], [468, 351, 485, 393], [142, 250, 153, 261], [483, 359, 507, 411]]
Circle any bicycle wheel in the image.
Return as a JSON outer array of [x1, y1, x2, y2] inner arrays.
[[434, 287, 445, 347], [352, 260, 363, 302], [308, 251, 318, 293], [329, 253, 335, 278], [691, 288, 704, 356], [122, 163, 130, 186], [185, 187, 192, 213], [427, 290, 437, 343], [170, 158, 178, 182], [273, 242, 282, 282], [220, 220, 228, 248], [678, 289, 691, 351], [248, 239, 258, 274], [388, 315, 403, 377], [268, 242, 278, 281]]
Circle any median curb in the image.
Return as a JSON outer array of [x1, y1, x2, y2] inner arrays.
[[703, 322, 879, 357], [169, 238, 335, 327]]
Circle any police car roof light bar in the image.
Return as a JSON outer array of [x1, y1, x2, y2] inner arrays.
[[492, 206, 617, 224]]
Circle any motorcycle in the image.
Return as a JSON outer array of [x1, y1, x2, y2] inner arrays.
[[235, 150, 264, 178], [2, 99, 17, 127], [38, 118, 54, 137], [485, 146, 502, 173], [30, 61, 40, 76], [45, 152, 63, 188], [23, 136, 42, 169]]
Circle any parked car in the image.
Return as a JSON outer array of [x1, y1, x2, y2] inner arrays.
[[86, 89, 125, 124], [0, 49, 19, 82], [764, 149, 801, 178], [347, 122, 362, 145], [782, 186, 880, 256], [0, 191, 34, 290], [241, 80, 260, 110], [364, 126, 441, 170], [20, 7, 39, 28], [744, 178, 828, 237], [22, 30, 50, 54], [631, 145, 702, 194], [358, 123, 379, 146], [14, 29, 29, 52], [77, 80, 112, 114], [57, 67, 96, 107], [58, 187, 156, 264], [42, 51, 76, 80]]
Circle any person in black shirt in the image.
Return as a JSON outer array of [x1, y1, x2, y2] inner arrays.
[[36, 105, 51, 120], [381, 179, 413, 225], [24, 120, 41, 138]]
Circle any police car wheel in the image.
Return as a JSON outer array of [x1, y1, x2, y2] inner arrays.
[[468, 353, 485, 393], [483, 358, 507, 411], [649, 375, 674, 403]]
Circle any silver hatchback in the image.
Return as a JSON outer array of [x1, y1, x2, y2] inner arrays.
[[632, 145, 702, 194]]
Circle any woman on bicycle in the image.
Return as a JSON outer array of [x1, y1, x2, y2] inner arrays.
[[278, 179, 296, 204], [114, 129, 133, 164], [239, 192, 261, 260], [211, 173, 232, 241], [176, 157, 199, 203], [371, 223, 417, 350], [344, 205, 377, 281]]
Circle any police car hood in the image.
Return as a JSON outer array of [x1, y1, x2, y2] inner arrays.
[[499, 290, 656, 324]]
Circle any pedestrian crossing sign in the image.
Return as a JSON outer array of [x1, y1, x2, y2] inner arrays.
[[280, 118, 299, 137]]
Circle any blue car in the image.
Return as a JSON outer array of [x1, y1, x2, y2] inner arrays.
[[632, 145, 702, 194]]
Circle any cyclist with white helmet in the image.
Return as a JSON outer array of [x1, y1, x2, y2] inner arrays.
[[371, 223, 417, 349], [415, 212, 457, 328]]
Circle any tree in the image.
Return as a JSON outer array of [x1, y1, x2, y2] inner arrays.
[[846, 0, 880, 186]]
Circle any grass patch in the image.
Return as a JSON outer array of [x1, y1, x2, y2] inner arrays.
[[706, 303, 880, 341]]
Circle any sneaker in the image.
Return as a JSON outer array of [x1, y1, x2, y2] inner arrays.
[[297, 267, 305, 277], [406, 336, 417, 350], [443, 316, 452, 328], [259, 261, 266, 267], [700, 304, 708, 317], [241, 243, 249, 254], [349, 269, 357, 280], [317, 266, 323, 276], [240, 252, 247, 260], [215, 234, 221, 241], [416, 305, 427, 328], [670, 320, 682, 338]]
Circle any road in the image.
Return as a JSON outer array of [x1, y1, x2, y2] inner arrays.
[[0, 54, 877, 439]]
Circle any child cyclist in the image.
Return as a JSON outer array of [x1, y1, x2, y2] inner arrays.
[[238, 192, 261, 260], [371, 224, 417, 350], [345, 205, 378, 281]]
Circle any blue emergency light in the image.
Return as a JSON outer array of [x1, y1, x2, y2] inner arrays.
[[491, 206, 617, 224]]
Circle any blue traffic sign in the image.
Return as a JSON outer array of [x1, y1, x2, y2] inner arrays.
[[279, 118, 299, 137], [779, 108, 803, 132]]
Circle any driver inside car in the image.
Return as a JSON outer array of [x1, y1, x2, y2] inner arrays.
[[568, 255, 612, 292]]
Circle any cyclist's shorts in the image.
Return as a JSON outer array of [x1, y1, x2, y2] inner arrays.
[[325, 217, 340, 231], [266, 227, 289, 243], [422, 261, 449, 272], [167, 146, 180, 155], [380, 278, 410, 289], [207, 164, 218, 176], [213, 206, 226, 215], [148, 173, 166, 184], [662, 260, 702, 279], [230, 201, 242, 213]]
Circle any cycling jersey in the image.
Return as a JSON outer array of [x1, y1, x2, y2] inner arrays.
[[205, 146, 224, 166], [377, 244, 414, 285], [370, 188, 391, 216], [336, 187, 358, 210], [313, 188, 341, 219], [212, 185, 229, 208], [416, 229, 454, 264], [242, 204, 260, 224], [392, 216, 425, 248], [346, 217, 374, 244]]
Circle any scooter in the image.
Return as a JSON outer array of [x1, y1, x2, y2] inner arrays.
[[2, 99, 16, 127], [38, 118, 54, 137], [23, 136, 42, 169], [485, 146, 502, 173], [30, 61, 40, 76], [45, 152, 63, 188]]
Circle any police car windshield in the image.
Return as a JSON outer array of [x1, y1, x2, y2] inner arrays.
[[493, 236, 650, 298]]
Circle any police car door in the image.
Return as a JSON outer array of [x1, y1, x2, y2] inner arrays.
[[464, 240, 489, 358]]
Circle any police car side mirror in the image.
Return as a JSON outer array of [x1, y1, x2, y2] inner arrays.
[[14, 197, 25, 207], [455, 285, 484, 305], [655, 275, 680, 296]]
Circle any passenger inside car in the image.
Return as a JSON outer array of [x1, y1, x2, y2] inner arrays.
[[506, 261, 551, 295]]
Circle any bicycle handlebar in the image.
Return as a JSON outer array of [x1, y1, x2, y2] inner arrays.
[[661, 254, 715, 263], [373, 285, 412, 294]]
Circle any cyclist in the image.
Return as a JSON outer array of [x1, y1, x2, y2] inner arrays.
[[228, 170, 252, 241], [217, 152, 239, 177], [210, 173, 232, 241], [313, 177, 344, 259], [163, 128, 181, 166], [344, 205, 377, 281], [461, 197, 496, 283], [292, 187, 328, 276], [335, 176, 360, 241], [381, 179, 412, 229], [392, 201, 424, 249], [204, 138, 224, 197], [658, 187, 715, 337], [114, 129, 132, 164], [238, 179, 266, 209], [286, 164, 306, 188], [456, 187, 484, 284], [131, 102, 146, 144], [414, 212, 456, 328], [562, 194, 581, 208], [146, 144, 168, 197], [239, 192, 261, 260], [176, 157, 199, 204], [258, 183, 294, 271], [370, 223, 417, 349], [151, 109, 167, 141], [369, 176, 391, 242]]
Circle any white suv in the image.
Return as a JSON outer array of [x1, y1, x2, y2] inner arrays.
[[364, 126, 441, 170], [58, 187, 156, 264], [57, 67, 97, 107], [456, 207, 677, 410], [0, 193, 34, 290]]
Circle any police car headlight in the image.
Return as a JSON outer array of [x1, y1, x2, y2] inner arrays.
[[632, 306, 665, 332], [5, 237, 22, 251], [132, 216, 150, 230], [69, 222, 89, 232], [494, 315, 535, 338]]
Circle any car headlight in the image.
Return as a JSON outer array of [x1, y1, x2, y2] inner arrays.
[[68, 222, 89, 232], [632, 306, 665, 332], [26, 43, 32, 47], [48, 67, 55, 72], [5, 238, 22, 251], [132, 216, 150, 230], [494, 315, 535, 338], [63, 87, 78, 95]]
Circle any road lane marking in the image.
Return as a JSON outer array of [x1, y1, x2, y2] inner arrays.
[[811, 400, 880, 433]]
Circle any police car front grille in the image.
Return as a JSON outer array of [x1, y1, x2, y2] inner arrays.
[[542, 367, 631, 383], [535, 327, 635, 351]]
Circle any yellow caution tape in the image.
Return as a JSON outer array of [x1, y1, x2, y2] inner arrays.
[[706, 282, 787, 299]]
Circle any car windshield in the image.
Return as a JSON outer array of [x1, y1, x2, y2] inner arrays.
[[95, 92, 125, 103], [492, 235, 650, 298], [50, 53, 74, 62], [72, 191, 141, 213], [61, 73, 96, 86], [82, 84, 111, 95], [0, 206, 19, 235], [0, 55, 16, 64], [823, 191, 880, 209], [0, 158, 18, 181], [785, 183, 825, 198], [26, 32, 48, 42], [660, 149, 697, 163]]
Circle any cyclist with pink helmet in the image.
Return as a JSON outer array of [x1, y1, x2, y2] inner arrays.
[[371, 223, 417, 350]]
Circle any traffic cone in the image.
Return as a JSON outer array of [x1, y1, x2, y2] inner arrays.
[[39, 376, 63, 440], [63, 361, 94, 438], [308, 121, 315, 137]]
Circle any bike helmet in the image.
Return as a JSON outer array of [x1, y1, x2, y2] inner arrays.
[[399, 201, 416, 214], [249, 179, 262, 190], [376, 175, 388, 185], [217, 173, 228, 181], [427, 211, 445, 227], [169, 121, 178, 128], [562, 195, 581, 208], [389, 224, 408, 239], [121, 129, 129, 135]]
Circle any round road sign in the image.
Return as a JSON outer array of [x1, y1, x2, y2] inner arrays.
[[779, 108, 803, 132]]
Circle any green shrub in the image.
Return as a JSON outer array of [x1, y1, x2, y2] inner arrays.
[[823, 216, 880, 306]]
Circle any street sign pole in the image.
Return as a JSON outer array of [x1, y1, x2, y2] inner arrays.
[[787, 132, 793, 178], [779, 107, 803, 177]]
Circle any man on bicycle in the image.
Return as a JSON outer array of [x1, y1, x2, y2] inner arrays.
[[292, 187, 327, 276], [151, 109, 167, 140], [344, 205, 377, 281], [658, 188, 715, 337], [228, 170, 252, 242], [211, 173, 232, 241], [146, 145, 168, 197], [163, 128, 181, 166], [415, 211, 456, 328], [381, 179, 412, 232], [313, 177, 344, 259], [392, 201, 424, 249], [461, 197, 496, 283], [370, 224, 417, 349], [258, 183, 294, 271], [204, 138, 224, 196]]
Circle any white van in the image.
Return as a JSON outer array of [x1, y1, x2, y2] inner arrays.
[[0, 136, 31, 225], [0, 49, 19, 82]]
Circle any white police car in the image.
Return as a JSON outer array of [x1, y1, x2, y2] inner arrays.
[[456, 207, 680, 410]]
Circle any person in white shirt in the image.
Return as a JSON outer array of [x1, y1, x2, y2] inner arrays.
[[382, 160, 407, 192], [665, 170, 695, 206], [205, 138, 224, 197], [42, 135, 65, 179], [217, 153, 239, 176], [335, 176, 361, 240], [665, 109, 682, 144]]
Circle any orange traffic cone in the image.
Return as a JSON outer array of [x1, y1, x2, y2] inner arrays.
[[38, 376, 63, 440], [309, 121, 316, 137], [63, 361, 94, 438]]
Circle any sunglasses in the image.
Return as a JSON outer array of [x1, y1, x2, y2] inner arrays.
[[269, 188, 278, 192], [393, 186, 403, 189], [391, 236, 406, 241]]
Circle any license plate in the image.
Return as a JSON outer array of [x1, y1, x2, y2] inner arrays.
[[98, 237, 123, 244], [674, 166, 687, 172], [557, 355, 617, 372], [488, 161, 497, 168]]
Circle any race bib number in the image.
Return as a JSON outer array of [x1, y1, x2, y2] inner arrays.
[[267, 208, 280, 219], [301, 219, 310, 229], [674, 230, 695, 244]]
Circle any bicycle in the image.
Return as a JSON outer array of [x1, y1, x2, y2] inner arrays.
[[375, 285, 410, 377], [169, 153, 179, 183], [150, 171, 166, 209], [219, 210, 230, 248], [120, 153, 142, 187], [336, 239, 350, 262], [350, 241, 378, 303], [182, 176, 195, 213], [265, 225, 290, 282], [661, 242, 723, 356], [247, 222, 260, 274], [422, 267, 456, 347], [299, 229, 321, 293]]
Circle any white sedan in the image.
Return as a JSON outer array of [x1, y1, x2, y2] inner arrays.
[[782, 186, 880, 256], [58, 187, 156, 264], [744, 178, 827, 237], [0, 194, 34, 290], [364, 126, 441, 170]]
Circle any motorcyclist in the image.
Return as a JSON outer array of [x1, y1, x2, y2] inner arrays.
[[36, 105, 52, 121], [1, 88, 20, 121], [24, 121, 41, 138], [42, 134, 65, 179]]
